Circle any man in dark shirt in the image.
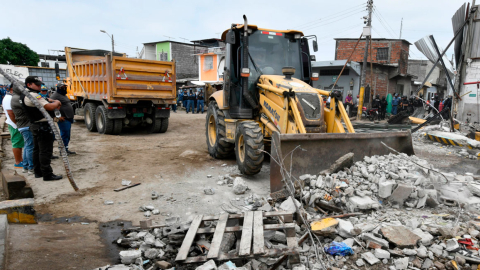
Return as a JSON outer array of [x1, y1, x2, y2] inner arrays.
[[197, 91, 205, 114], [50, 83, 76, 155], [11, 86, 34, 174]]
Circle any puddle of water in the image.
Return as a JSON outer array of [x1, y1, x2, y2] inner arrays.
[[99, 220, 132, 264], [37, 213, 94, 224]]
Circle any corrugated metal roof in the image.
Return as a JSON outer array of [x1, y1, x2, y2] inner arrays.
[[452, 3, 466, 68], [471, 8, 480, 58]]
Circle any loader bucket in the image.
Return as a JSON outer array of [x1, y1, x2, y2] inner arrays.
[[269, 130, 415, 196]]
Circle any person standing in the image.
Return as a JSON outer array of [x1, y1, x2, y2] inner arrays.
[[344, 93, 353, 116], [197, 91, 205, 114], [379, 96, 388, 120], [392, 94, 400, 115], [186, 90, 195, 114], [22, 76, 63, 181], [50, 83, 76, 155], [372, 94, 381, 109], [2, 84, 24, 168], [11, 84, 34, 174], [182, 90, 188, 109]]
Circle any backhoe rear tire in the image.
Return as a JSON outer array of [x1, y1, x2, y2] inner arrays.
[[84, 103, 98, 132], [206, 100, 234, 159], [235, 121, 264, 175]]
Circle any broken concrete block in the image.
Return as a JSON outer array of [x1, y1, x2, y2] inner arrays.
[[320, 152, 354, 175], [272, 231, 287, 243], [389, 184, 414, 205], [233, 177, 248, 195], [445, 239, 460, 252], [380, 226, 421, 248], [144, 248, 159, 259], [374, 249, 390, 259], [402, 248, 417, 256], [422, 258, 434, 269], [195, 259, 217, 270], [429, 244, 443, 257], [204, 188, 215, 195], [362, 233, 389, 248], [337, 219, 354, 238], [279, 197, 301, 212], [378, 181, 396, 198], [343, 238, 354, 247], [1, 172, 34, 200], [155, 261, 172, 269], [361, 252, 380, 265], [349, 196, 379, 210], [355, 259, 365, 267], [394, 257, 409, 270], [119, 250, 141, 264]]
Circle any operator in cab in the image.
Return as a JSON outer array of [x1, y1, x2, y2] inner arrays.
[[22, 76, 63, 181]]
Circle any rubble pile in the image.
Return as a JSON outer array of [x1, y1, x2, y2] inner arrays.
[[98, 153, 480, 270]]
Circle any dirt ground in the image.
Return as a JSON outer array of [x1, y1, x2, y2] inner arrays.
[[1, 111, 478, 269]]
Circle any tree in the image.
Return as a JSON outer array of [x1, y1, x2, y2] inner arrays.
[[0, 37, 39, 66]]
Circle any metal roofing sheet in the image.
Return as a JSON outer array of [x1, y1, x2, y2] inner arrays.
[[452, 3, 466, 68], [471, 9, 480, 58]]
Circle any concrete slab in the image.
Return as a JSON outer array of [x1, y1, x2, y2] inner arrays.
[[0, 215, 7, 270], [380, 226, 421, 248], [426, 131, 480, 149], [1, 172, 34, 200]]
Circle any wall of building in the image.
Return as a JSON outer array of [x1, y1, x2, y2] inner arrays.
[[0, 64, 29, 84], [311, 67, 360, 100], [141, 44, 156, 60], [27, 67, 67, 89], [458, 60, 480, 123], [172, 43, 200, 80], [335, 39, 410, 66], [156, 42, 171, 61], [199, 54, 218, 82]]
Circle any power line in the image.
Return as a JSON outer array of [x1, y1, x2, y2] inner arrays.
[[302, 10, 366, 31], [293, 2, 367, 29], [373, 10, 396, 38], [373, 5, 398, 36]]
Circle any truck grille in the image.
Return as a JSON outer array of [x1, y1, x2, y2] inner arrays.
[[297, 93, 321, 120]]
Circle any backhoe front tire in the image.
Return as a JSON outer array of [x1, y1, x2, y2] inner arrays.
[[206, 100, 234, 159], [84, 103, 98, 132], [235, 121, 264, 175]]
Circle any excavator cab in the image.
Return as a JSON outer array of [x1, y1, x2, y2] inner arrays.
[[207, 16, 414, 196]]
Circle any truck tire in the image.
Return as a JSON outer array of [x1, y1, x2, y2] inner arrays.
[[112, 119, 123, 135], [159, 118, 169, 133], [149, 118, 162, 133], [235, 121, 264, 175], [95, 105, 114, 134], [206, 100, 234, 159], [84, 103, 98, 132]]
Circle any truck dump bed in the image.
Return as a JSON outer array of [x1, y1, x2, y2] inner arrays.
[[65, 47, 176, 104]]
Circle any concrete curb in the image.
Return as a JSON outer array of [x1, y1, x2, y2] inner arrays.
[[0, 215, 7, 270]]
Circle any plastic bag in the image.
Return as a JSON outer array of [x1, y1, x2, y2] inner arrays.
[[324, 241, 354, 256]]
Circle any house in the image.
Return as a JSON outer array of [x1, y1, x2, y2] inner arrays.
[[407, 59, 450, 101], [191, 38, 225, 84], [334, 38, 413, 104], [311, 60, 361, 99], [139, 41, 206, 80]]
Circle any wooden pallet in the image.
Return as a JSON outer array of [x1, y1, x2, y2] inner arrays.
[[175, 211, 299, 264]]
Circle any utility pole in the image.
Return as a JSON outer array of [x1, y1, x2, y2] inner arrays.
[[357, 0, 373, 120], [111, 34, 115, 53], [399, 18, 403, 39]]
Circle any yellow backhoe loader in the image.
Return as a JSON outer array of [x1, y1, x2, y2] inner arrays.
[[206, 16, 414, 195]]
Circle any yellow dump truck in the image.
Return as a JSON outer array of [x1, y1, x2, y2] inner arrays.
[[63, 47, 176, 135]]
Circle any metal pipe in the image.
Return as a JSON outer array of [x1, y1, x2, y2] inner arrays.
[[241, 15, 249, 109], [331, 33, 363, 89], [260, 117, 280, 133], [429, 36, 459, 99]]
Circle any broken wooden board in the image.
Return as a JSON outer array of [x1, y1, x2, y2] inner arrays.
[[175, 210, 298, 264], [114, 183, 141, 192]]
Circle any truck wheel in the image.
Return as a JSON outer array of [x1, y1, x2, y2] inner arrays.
[[159, 118, 169, 133], [95, 105, 114, 134], [235, 121, 264, 175], [112, 119, 123, 135], [206, 100, 234, 159], [84, 103, 98, 132], [149, 118, 162, 133]]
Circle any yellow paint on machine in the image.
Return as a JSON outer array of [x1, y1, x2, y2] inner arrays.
[[311, 218, 338, 231]]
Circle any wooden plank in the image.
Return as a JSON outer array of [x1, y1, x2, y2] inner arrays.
[[253, 211, 265, 255], [239, 211, 254, 256], [200, 211, 295, 222], [207, 213, 229, 259], [114, 183, 141, 192], [175, 215, 203, 261], [183, 248, 298, 264], [195, 223, 295, 234]]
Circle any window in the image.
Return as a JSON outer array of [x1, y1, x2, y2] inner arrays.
[[396, 84, 404, 95], [319, 69, 349, 76], [377, 48, 389, 61], [203, 55, 213, 71]]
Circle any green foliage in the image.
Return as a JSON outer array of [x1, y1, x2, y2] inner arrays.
[[0, 37, 39, 66]]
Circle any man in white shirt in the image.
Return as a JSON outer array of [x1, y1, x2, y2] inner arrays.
[[2, 84, 24, 168]]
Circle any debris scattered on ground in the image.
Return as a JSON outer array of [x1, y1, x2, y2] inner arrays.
[[114, 183, 141, 192], [101, 152, 480, 270], [122, 179, 132, 186]]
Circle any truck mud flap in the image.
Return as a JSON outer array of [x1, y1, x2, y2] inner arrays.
[[269, 131, 415, 195]]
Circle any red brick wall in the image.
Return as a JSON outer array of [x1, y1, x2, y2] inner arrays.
[[335, 39, 410, 65]]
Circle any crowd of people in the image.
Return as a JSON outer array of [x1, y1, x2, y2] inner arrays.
[[343, 91, 453, 121], [177, 88, 205, 114], [1, 77, 76, 181]]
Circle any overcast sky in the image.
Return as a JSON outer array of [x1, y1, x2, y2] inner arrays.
[[1, 0, 468, 66]]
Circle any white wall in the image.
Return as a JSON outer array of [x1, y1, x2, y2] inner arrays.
[[457, 60, 480, 123], [0, 64, 29, 84]]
